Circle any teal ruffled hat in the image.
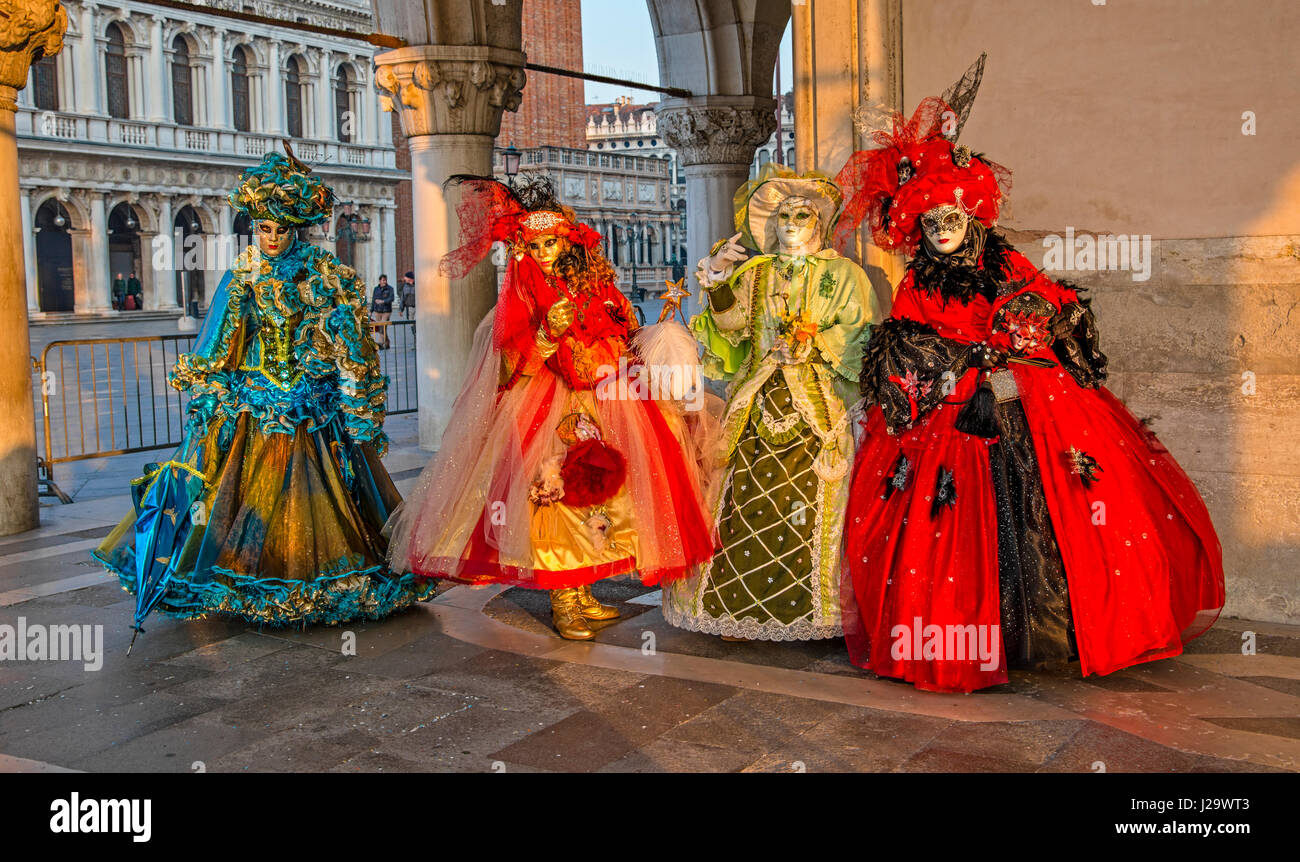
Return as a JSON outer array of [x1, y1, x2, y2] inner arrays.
[[229, 145, 334, 226]]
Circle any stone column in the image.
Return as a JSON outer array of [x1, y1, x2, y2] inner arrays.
[[363, 205, 380, 285], [210, 27, 228, 129], [314, 51, 333, 140], [792, 0, 904, 302], [87, 192, 111, 312], [266, 40, 283, 136], [76, 2, 100, 116], [0, 0, 66, 534], [148, 15, 165, 122], [372, 71, 389, 150], [381, 204, 396, 285], [374, 44, 525, 448], [301, 78, 317, 139], [154, 196, 180, 310], [21, 188, 38, 313], [656, 95, 776, 315]]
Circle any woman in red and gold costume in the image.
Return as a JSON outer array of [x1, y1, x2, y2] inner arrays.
[[836, 97, 1225, 692], [387, 177, 717, 639]]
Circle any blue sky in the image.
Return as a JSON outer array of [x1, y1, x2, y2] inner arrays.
[[580, 0, 792, 104]]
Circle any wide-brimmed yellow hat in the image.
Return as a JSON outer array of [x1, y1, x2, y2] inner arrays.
[[733, 163, 843, 253]]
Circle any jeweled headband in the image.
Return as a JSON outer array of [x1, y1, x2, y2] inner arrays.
[[519, 210, 570, 242]]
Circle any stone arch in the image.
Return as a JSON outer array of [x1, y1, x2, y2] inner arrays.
[[191, 199, 222, 235], [286, 46, 320, 77], [103, 13, 142, 46], [646, 0, 789, 98], [334, 56, 367, 85], [31, 189, 88, 229], [164, 26, 202, 58], [229, 35, 268, 69], [105, 194, 156, 234]]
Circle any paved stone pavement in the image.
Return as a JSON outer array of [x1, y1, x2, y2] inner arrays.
[[3, 404, 1298, 773]]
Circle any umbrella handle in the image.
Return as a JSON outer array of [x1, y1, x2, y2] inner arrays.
[[127, 626, 143, 656]]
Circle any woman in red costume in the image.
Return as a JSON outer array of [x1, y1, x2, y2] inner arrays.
[[836, 98, 1225, 692], [387, 177, 717, 639]]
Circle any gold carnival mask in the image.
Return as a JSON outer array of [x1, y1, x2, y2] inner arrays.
[[525, 233, 569, 274]]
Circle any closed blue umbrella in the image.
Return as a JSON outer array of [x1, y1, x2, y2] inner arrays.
[[126, 441, 205, 653]]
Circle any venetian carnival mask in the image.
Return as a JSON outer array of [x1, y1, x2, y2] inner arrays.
[[256, 220, 295, 258], [920, 203, 969, 255], [776, 197, 822, 255], [525, 234, 569, 274]]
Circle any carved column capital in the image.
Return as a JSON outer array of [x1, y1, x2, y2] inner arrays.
[[0, 0, 67, 105], [373, 44, 526, 138], [655, 96, 778, 167]]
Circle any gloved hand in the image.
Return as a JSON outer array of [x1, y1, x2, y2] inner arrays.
[[545, 296, 575, 337], [966, 341, 1005, 368]]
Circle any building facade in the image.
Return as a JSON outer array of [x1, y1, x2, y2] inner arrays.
[[495, 143, 683, 302], [751, 91, 795, 176], [585, 93, 794, 267], [586, 97, 685, 270], [17, 0, 403, 319]]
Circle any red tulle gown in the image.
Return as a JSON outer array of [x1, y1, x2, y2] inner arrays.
[[387, 249, 717, 590], [843, 229, 1224, 692]]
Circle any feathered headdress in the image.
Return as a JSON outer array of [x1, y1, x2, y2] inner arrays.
[[833, 54, 1011, 256], [229, 141, 334, 226], [439, 174, 602, 279]]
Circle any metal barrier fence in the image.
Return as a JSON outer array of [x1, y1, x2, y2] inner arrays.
[[32, 319, 417, 503]]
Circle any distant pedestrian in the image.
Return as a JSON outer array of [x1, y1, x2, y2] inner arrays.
[[400, 271, 415, 319], [371, 273, 394, 348], [112, 272, 126, 310], [125, 271, 143, 310]]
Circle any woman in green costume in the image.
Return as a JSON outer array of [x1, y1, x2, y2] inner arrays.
[[662, 165, 879, 641]]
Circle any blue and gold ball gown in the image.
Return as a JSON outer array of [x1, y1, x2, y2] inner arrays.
[[93, 227, 432, 626]]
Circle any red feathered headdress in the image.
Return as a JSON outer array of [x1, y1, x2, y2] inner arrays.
[[832, 97, 1011, 256], [438, 176, 603, 279]]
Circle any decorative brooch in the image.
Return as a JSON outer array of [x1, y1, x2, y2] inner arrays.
[[883, 453, 912, 499], [1067, 447, 1103, 488]]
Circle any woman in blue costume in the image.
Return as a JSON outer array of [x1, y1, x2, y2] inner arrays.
[[93, 147, 432, 626]]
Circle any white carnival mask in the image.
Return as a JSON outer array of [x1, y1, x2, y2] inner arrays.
[[776, 196, 822, 255], [920, 203, 969, 255]]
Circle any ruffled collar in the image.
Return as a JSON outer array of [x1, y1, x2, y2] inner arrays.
[[907, 223, 1012, 305], [259, 238, 308, 281]]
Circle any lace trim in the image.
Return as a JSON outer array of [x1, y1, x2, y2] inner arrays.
[[661, 600, 843, 641], [755, 385, 805, 441]]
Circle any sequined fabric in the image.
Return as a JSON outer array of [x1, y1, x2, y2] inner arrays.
[[92, 241, 429, 625]]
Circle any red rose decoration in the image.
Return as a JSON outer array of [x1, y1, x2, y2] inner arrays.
[[559, 439, 627, 506]]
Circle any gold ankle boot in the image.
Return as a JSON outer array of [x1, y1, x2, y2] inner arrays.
[[550, 588, 596, 640], [574, 583, 621, 621]]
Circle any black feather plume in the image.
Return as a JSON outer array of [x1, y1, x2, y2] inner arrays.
[[931, 467, 958, 518]]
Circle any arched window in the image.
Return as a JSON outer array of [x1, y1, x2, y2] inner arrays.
[[758, 149, 771, 167], [35, 200, 75, 313], [105, 23, 129, 119], [786, 147, 795, 166], [284, 55, 303, 138], [334, 64, 352, 142], [33, 55, 58, 111], [171, 36, 193, 126], [230, 45, 251, 131]]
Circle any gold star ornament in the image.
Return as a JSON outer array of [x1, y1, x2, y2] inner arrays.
[[657, 278, 692, 323]]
